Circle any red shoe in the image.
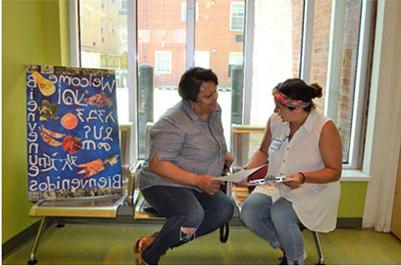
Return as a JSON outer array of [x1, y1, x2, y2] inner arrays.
[[134, 235, 156, 254]]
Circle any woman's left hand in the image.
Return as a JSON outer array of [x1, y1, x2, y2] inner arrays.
[[283, 172, 304, 189]]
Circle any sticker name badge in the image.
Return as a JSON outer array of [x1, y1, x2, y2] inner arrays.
[[269, 136, 288, 152]]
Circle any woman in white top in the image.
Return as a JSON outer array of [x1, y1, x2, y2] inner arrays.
[[240, 78, 342, 265]]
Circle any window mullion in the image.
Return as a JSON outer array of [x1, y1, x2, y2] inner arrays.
[[186, 0, 196, 69], [300, 0, 314, 82], [243, 0, 255, 125], [128, 0, 138, 164], [348, 0, 373, 168], [324, 0, 346, 121]]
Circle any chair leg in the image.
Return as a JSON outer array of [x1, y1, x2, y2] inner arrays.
[[27, 217, 47, 265], [312, 231, 324, 265], [219, 223, 230, 243]]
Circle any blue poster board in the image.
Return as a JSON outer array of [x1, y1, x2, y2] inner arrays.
[[26, 65, 122, 201]]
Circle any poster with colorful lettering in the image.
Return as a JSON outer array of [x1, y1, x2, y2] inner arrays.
[[26, 65, 123, 201]]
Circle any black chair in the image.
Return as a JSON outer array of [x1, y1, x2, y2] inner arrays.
[[219, 165, 231, 243]]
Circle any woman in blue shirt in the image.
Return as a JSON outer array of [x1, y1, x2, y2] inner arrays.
[[136, 67, 234, 265]]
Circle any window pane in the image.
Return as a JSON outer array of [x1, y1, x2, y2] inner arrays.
[[155, 51, 172, 74], [137, 0, 186, 158], [309, 0, 363, 163], [250, 0, 304, 126], [230, 2, 245, 32], [337, 0, 363, 163], [195, 0, 245, 146], [309, 0, 332, 114], [79, 0, 129, 124]]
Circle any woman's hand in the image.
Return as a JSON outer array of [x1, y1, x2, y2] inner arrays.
[[283, 172, 304, 189], [196, 175, 223, 195]]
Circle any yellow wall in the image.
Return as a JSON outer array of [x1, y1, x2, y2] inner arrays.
[[2, 0, 70, 243], [339, 182, 368, 217]]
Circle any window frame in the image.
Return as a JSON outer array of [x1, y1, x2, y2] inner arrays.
[[71, 0, 374, 172]]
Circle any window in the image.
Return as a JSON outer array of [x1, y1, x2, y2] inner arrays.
[[250, 0, 304, 123], [230, 2, 245, 32], [195, 0, 245, 144], [228, 52, 243, 76], [246, 0, 373, 168], [137, 0, 186, 157], [119, 0, 127, 15], [75, 0, 375, 169], [155, 51, 172, 74], [78, 0, 129, 124], [307, 0, 369, 166]]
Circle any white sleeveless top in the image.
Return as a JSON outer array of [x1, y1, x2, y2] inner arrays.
[[253, 110, 340, 232]]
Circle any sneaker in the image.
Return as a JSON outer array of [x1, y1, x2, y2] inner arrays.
[[278, 251, 307, 265], [279, 256, 287, 265]]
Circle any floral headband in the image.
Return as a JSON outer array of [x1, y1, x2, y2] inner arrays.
[[272, 87, 311, 108]]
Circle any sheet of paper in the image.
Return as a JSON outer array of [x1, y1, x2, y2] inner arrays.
[[214, 164, 267, 182]]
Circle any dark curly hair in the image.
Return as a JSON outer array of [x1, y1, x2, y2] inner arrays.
[[276, 78, 323, 112], [178, 67, 218, 102]]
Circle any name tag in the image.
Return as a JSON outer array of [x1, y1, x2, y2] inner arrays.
[[269, 136, 288, 152]]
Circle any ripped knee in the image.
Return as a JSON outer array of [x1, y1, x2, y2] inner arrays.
[[179, 226, 197, 242]]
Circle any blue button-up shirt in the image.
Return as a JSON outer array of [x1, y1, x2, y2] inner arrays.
[[139, 100, 227, 191]]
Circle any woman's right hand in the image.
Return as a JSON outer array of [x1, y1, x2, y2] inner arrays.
[[196, 175, 223, 195]]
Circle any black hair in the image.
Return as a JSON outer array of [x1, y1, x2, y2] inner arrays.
[[276, 78, 323, 112], [178, 67, 218, 102]]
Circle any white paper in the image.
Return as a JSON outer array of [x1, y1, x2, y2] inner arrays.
[[214, 164, 267, 182]]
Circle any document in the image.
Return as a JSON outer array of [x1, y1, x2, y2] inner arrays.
[[214, 164, 268, 183]]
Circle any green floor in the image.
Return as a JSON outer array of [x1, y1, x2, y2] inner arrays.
[[3, 223, 401, 265]]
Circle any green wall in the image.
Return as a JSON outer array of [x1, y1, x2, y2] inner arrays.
[[2, 0, 70, 243], [338, 181, 368, 217]]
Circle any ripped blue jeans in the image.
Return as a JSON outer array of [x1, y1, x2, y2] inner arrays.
[[141, 186, 234, 265]]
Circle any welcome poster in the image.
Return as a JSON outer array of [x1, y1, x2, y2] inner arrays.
[[26, 65, 122, 201]]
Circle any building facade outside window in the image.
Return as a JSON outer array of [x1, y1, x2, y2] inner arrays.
[[75, 0, 375, 170], [181, 2, 199, 22]]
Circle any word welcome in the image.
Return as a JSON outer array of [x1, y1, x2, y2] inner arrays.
[[26, 73, 116, 93]]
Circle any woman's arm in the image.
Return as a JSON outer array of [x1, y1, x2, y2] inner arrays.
[[285, 120, 342, 188], [149, 154, 222, 195], [243, 118, 272, 169]]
